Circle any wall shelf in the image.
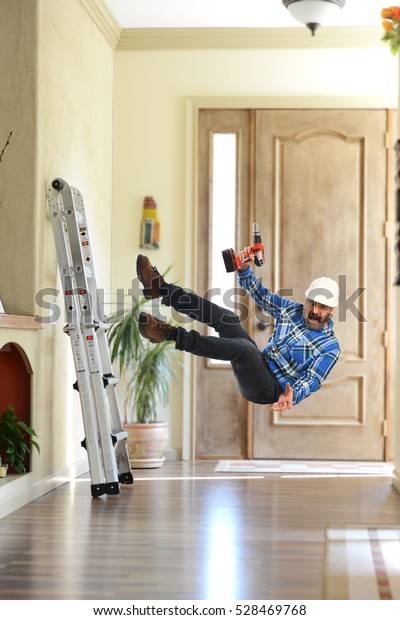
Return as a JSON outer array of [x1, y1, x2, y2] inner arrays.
[[0, 315, 43, 330]]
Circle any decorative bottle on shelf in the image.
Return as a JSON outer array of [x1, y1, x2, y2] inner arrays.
[[140, 196, 160, 249]]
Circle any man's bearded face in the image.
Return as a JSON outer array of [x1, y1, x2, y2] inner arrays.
[[303, 299, 334, 330]]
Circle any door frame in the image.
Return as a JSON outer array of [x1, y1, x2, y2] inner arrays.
[[183, 95, 396, 461]]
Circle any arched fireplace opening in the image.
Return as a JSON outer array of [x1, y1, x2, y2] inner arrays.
[[0, 342, 33, 472]]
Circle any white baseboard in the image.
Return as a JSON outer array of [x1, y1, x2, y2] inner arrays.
[[0, 459, 89, 520], [164, 448, 181, 461], [392, 469, 400, 496]]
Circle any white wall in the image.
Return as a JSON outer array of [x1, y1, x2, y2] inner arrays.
[[113, 42, 398, 459]]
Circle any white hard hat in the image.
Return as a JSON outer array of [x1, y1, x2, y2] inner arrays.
[[305, 277, 339, 308]]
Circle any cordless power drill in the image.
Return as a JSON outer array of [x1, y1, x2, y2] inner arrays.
[[222, 221, 265, 273]]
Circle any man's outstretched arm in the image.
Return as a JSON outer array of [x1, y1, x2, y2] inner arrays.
[[272, 349, 340, 411]]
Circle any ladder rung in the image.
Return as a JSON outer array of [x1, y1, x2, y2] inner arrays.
[[112, 431, 128, 444]]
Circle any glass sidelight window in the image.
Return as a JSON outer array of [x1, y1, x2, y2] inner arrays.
[[208, 132, 238, 366], [209, 132, 237, 313]]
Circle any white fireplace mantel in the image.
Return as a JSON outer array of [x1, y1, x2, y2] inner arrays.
[[0, 315, 43, 330]]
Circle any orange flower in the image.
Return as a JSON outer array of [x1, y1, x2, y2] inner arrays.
[[382, 18, 394, 30], [382, 7, 396, 18], [382, 5, 400, 18]]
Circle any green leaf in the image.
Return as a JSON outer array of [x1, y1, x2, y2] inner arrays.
[[0, 405, 40, 470]]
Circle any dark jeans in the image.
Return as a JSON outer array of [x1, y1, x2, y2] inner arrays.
[[161, 284, 282, 405]]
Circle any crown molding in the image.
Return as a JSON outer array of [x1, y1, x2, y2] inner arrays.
[[75, 6, 386, 54], [187, 95, 397, 110], [117, 26, 384, 51], [80, 0, 121, 50]]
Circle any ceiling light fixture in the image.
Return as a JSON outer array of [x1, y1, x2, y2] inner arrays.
[[282, 0, 346, 36]]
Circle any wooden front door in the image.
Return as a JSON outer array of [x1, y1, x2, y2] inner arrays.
[[196, 108, 391, 461], [252, 109, 390, 460]]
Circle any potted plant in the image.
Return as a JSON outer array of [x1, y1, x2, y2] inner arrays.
[[107, 295, 175, 468], [0, 405, 40, 474]]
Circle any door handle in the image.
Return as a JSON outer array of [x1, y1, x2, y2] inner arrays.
[[255, 320, 271, 331]]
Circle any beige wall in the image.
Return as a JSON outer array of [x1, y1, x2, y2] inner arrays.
[[0, 0, 38, 316], [113, 46, 398, 292], [394, 64, 400, 492], [395, 287, 400, 492], [0, 0, 114, 516], [113, 43, 398, 459]]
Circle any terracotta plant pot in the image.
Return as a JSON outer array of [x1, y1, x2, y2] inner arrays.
[[125, 421, 169, 469]]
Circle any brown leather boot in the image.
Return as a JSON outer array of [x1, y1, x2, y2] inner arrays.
[[138, 312, 174, 343], [136, 254, 165, 300]]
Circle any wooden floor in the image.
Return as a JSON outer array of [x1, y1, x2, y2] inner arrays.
[[0, 460, 400, 600]]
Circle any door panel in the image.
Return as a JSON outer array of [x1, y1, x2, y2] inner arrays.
[[253, 109, 388, 460]]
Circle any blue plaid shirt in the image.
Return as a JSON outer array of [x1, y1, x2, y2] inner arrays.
[[238, 268, 340, 405]]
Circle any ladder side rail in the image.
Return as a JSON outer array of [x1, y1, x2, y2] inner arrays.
[[71, 188, 133, 482], [96, 327, 132, 479], [72, 187, 106, 326], [47, 190, 105, 490], [61, 188, 120, 491], [68, 327, 107, 494]]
